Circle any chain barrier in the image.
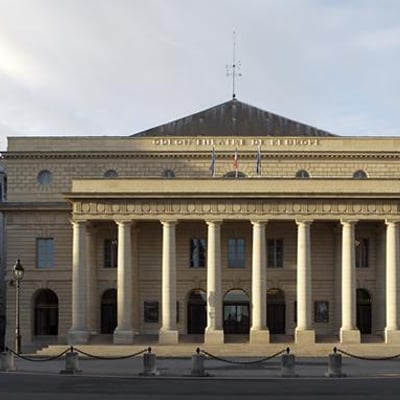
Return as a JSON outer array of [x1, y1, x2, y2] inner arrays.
[[5, 346, 149, 362], [5, 346, 70, 362], [198, 347, 288, 365], [72, 346, 149, 360], [334, 347, 400, 361]]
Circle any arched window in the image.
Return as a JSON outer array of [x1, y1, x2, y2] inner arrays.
[[37, 170, 53, 185], [162, 169, 175, 178], [34, 289, 58, 335], [295, 169, 310, 179], [223, 289, 250, 334], [101, 289, 117, 334], [353, 170, 368, 179], [104, 169, 118, 178]]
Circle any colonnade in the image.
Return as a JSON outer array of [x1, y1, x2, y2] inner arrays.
[[68, 218, 400, 345]]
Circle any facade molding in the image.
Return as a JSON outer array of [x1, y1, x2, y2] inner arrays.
[[71, 199, 399, 220]]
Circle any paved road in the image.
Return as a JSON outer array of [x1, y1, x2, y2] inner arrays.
[[1, 373, 400, 400]]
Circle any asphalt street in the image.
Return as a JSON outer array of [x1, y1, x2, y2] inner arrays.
[[1, 373, 400, 400]]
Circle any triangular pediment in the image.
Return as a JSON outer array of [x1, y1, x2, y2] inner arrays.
[[132, 98, 337, 137]]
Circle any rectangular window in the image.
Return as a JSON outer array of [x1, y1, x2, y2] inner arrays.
[[144, 301, 159, 323], [190, 238, 206, 268], [104, 239, 118, 268], [228, 238, 245, 268], [36, 238, 54, 269], [267, 239, 283, 268], [314, 301, 329, 323], [355, 238, 369, 268]]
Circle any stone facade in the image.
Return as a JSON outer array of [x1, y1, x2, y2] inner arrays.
[[2, 100, 400, 350]]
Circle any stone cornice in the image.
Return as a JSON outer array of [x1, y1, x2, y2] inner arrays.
[[0, 201, 70, 212], [3, 150, 400, 161]]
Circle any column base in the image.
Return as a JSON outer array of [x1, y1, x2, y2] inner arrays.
[[340, 328, 360, 344], [159, 329, 179, 344], [295, 328, 315, 345], [250, 328, 270, 344], [113, 329, 136, 344], [204, 328, 224, 345], [68, 329, 90, 345], [385, 329, 400, 344]]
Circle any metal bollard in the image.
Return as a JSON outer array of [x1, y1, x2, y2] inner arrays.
[[140, 347, 159, 376], [281, 348, 298, 377], [325, 348, 346, 377], [191, 348, 207, 377], [60, 349, 82, 374], [0, 350, 15, 372]]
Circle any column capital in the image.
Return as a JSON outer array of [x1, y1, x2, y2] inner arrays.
[[115, 219, 134, 226], [385, 219, 400, 226], [206, 219, 223, 226], [70, 219, 88, 226], [161, 219, 178, 226], [340, 219, 358, 226], [251, 219, 268, 226], [295, 219, 313, 226]]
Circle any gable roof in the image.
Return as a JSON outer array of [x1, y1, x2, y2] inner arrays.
[[132, 98, 337, 137]]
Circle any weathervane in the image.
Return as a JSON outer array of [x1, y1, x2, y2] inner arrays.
[[226, 31, 242, 99]]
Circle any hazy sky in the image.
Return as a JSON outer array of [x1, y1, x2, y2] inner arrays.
[[1, 0, 400, 150]]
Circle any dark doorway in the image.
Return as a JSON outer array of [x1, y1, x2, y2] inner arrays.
[[357, 288, 372, 334], [34, 289, 58, 336], [187, 289, 207, 334], [223, 289, 250, 334], [101, 289, 117, 334], [267, 288, 286, 334]]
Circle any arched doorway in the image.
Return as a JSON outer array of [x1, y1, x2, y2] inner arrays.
[[357, 288, 372, 334], [34, 289, 58, 336], [187, 289, 207, 334], [267, 288, 286, 334], [223, 289, 250, 334], [101, 289, 117, 334]]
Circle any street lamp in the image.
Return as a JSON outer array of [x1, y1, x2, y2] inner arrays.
[[12, 259, 24, 354]]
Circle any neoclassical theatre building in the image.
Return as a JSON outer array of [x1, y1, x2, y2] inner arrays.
[[3, 98, 400, 349]]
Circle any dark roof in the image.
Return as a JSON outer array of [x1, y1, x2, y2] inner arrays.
[[132, 98, 337, 137]]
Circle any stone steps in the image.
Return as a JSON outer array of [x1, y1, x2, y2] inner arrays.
[[34, 342, 400, 358]]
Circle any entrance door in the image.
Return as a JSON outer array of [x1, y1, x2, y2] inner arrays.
[[223, 289, 250, 334], [357, 288, 372, 334], [101, 289, 117, 334], [267, 288, 286, 334], [34, 289, 58, 336], [187, 289, 207, 334]]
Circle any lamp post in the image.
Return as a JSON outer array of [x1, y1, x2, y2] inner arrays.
[[12, 259, 24, 354]]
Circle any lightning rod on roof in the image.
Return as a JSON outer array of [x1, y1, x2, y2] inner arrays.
[[226, 31, 242, 99]]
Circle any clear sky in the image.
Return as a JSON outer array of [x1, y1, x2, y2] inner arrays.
[[0, 0, 400, 150]]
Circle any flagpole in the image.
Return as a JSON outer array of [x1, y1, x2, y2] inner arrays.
[[210, 147, 216, 177], [256, 145, 261, 177], [234, 147, 239, 178]]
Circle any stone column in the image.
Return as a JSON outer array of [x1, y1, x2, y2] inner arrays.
[[340, 220, 360, 343], [68, 220, 90, 344], [205, 220, 224, 344], [295, 219, 315, 344], [159, 220, 179, 344], [131, 224, 140, 335], [250, 220, 269, 344], [114, 220, 135, 344], [86, 225, 97, 334], [385, 220, 400, 343]]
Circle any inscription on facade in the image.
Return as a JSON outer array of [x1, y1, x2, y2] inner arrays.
[[152, 138, 320, 147]]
